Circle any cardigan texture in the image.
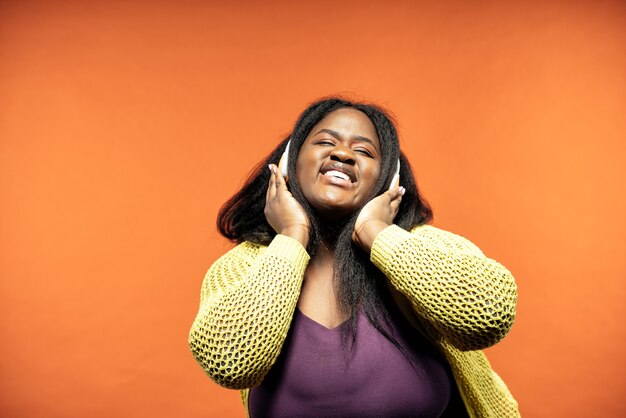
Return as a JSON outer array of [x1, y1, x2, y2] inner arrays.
[[189, 224, 520, 417]]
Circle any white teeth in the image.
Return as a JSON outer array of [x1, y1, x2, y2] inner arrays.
[[324, 170, 350, 181]]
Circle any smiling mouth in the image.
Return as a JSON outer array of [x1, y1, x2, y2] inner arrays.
[[320, 163, 356, 184], [324, 170, 351, 182]]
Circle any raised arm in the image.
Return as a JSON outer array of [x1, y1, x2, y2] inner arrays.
[[370, 224, 517, 351], [352, 186, 517, 351], [188, 235, 309, 389], [190, 164, 312, 389]]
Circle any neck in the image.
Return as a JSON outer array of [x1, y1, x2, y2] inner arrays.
[[308, 209, 353, 259], [308, 238, 334, 272], [316, 217, 349, 246]]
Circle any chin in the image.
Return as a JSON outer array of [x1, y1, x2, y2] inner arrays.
[[304, 188, 362, 219], [313, 201, 357, 220]]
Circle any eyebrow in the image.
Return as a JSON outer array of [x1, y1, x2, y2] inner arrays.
[[314, 128, 378, 148]]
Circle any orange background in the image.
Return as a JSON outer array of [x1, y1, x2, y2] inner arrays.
[[1, 1, 625, 417]]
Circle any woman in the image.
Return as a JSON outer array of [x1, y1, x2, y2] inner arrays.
[[189, 97, 520, 417]]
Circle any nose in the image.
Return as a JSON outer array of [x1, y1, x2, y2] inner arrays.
[[329, 146, 355, 165]]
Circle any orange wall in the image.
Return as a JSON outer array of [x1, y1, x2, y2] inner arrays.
[[1, 1, 625, 417]]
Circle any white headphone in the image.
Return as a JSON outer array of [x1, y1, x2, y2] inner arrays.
[[389, 159, 401, 191], [278, 140, 291, 178], [278, 140, 401, 190]]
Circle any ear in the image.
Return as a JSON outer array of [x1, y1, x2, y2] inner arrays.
[[278, 140, 291, 179]]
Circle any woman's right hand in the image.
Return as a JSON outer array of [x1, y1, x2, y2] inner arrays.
[[264, 164, 310, 247]]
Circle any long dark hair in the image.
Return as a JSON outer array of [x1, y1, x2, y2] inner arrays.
[[218, 97, 433, 355]]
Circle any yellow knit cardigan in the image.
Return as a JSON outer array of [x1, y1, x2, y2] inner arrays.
[[189, 224, 520, 417]]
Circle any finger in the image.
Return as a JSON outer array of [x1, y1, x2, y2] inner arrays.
[[274, 164, 289, 191], [392, 186, 405, 200], [382, 186, 402, 202], [389, 186, 406, 203], [389, 186, 404, 206], [390, 192, 403, 209], [389, 195, 403, 219]]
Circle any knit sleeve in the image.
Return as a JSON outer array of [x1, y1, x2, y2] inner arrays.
[[188, 235, 310, 389], [370, 224, 517, 351]]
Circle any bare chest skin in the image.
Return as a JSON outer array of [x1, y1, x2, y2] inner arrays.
[[297, 249, 347, 329]]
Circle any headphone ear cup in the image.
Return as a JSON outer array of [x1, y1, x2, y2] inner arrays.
[[389, 173, 400, 190], [278, 140, 291, 179], [278, 151, 289, 179], [388, 159, 401, 190]]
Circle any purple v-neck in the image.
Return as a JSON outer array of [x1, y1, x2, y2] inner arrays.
[[249, 307, 466, 417], [297, 308, 349, 331]]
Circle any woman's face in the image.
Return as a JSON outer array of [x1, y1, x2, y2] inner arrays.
[[295, 108, 382, 218]]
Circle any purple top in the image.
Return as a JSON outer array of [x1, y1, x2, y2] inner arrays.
[[249, 307, 468, 417]]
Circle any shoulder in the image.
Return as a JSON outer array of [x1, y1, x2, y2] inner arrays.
[[210, 235, 308, 273], [207, 241, 267, 274], [408, 224, 485, 256]]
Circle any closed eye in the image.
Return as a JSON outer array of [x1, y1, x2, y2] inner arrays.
[[355, 148, 374, 158], [314, 139, 376, 158]]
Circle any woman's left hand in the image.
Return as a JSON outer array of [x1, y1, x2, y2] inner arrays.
[[352, 186, 405, 252]]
